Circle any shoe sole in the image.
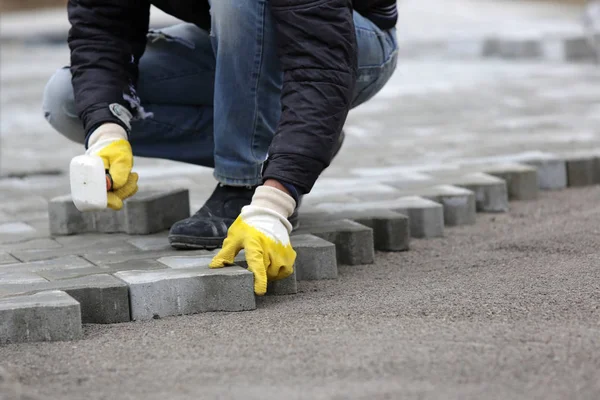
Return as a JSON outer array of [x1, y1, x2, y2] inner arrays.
[[168, 235, 224, 250]]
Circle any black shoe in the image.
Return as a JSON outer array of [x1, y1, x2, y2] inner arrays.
[[169, 184, 256, 250]]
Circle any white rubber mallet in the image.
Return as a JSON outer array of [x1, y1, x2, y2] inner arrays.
[[69, 155, 112, 212]]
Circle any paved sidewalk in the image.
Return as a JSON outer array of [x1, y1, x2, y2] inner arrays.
[[0, 2, 600, 397]]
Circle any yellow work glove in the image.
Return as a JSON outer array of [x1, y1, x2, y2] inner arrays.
[[210, 185, 297, 295], [85, 123, 138, 210]]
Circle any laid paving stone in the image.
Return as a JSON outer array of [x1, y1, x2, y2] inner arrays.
[[267, 269, 298, 296], [0, 252, 18, 265], [482, 37, 541, 59], [157, 252, 219, 269], [478, 163, 539, 201], [0, 271, 48, 285], [562, 36, 597, 62], [84, 248, 214, 266], [0, 274, 130, 324], [0, 255, 93, 274], [37, 259, 167, 281], [127, 234, 172, 251], [0, 290, 82, 344], [290, 234, 338, 281], [0, 238, 62, 252], [115, 266, 255, 321], [48, 195, 95, 235], [314, 197, 444, 239], [519, 155, 567, 190], [426, 172, 509, 213], [383, 185, 476, 227], [293, 219, 374, 265], [124, 189, 190, 234], [48, 189, 190, 236], [10, 241, 136, 262], [299, 209, 410, 252], [563, 154, 600, 187]]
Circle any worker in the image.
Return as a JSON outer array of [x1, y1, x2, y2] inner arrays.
[[42, 0, 398, 295]]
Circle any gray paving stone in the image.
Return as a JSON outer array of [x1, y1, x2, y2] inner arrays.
[[0, 271, 48, 285], [299, 209, 410, 252], [563, 36, 597, 61], [124, 189, 190, 235], [267, 269, 297, 296], [115, 266, 255, 321], [564, 154, 600, 187], [385, 185, 476, 227], [520, 156, 567, 190], [127, 234, 172, 251], [37, 259, 166, 281], [0, 274, 130, 324], [293, 219, 374, 265], [482, 37, 541, 59], [93, 208, 127, 233], [315, 197, 444, 239], [475, 163, 539, 201], [48, 189, 190, 236], [0, 252, 18, 265], [157, 252, 219, 269], [0, 255, 93, 274], [10, 240, 135, 262], [84, 248, 213, 266], [290, 234, 338, 281], [0, 238, 62, 252], [427, 172, 509, 213], [0, 290, 82, 344], [48, 195, 94, 235]]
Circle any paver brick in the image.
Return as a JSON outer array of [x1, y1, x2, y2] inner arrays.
[[0, 290, 82, 344], [293, 219, 374, 265], [0, 255, 93, 274], [299, 209, 410, 252], [482, 37, 541, 59], [115, 265, 255, 321], [48, 189, 190, 236], [0, 238, 62, 252], [267, 269, 297, 296], [520, 156, 568, 190], [0, 274, 130, 324], [48, 195, 95, 236], [564, 154, 600, 187], [290, 234, 338, 281], [315, 196, 444, 239], [9, 240, 135, 262], [384, 185, 476, 227], [124, 189, 190, 234], [84, 248, 214, 266], [479, 163, 539, 201], [426, 172, 509, 213]]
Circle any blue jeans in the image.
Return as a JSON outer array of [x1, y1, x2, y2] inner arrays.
[[43, 0, 398, 186]]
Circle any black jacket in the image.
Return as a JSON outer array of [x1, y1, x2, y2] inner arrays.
[[67, 0, 397, 194]]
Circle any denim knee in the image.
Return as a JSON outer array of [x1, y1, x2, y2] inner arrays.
[[209, 0, 260, 47], [42, 67, 86, 145]]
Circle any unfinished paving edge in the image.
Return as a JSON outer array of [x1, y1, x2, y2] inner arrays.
[[0, 290, 82, 344], [115, 266, 255, 321]]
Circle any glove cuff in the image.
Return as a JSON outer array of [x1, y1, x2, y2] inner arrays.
[[86, 123, 128, 150], [251, 185, 296, 219]]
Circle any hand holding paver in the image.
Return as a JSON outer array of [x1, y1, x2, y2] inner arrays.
[[86, 123, 139, 210], [210, 186, 297, 295]]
